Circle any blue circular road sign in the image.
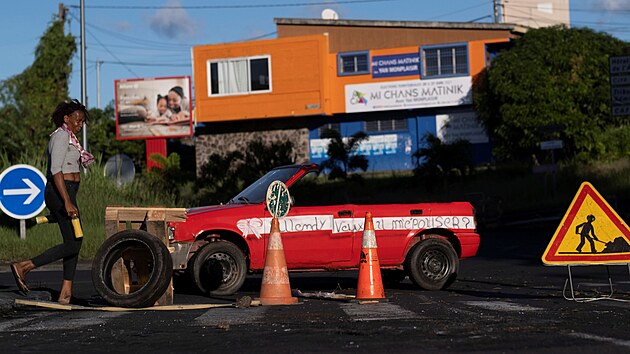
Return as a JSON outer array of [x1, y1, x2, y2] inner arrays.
[[0, 164, 47, 219]]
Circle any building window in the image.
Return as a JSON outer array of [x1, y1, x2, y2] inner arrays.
[[207, 56, 271, 96], [338, 51, 370, 76], [365, 119, 408, 133], [318, 123, 340, 137], [421, 44, 468, 78]]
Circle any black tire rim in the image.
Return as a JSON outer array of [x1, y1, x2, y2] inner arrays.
[[204, 251, 239, 286], [420, 249, 450, 281]]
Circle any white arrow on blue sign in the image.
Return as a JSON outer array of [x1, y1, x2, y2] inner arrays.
[[0, 164, 47, 219]]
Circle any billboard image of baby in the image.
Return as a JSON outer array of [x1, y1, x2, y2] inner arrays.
[[115, 76, 192, 140]]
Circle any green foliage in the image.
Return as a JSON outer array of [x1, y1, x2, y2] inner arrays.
[[475, 25, 628, 162], [319, 129, 369, 180], [413, 134, 473, 189], [194, 139, 296, 205], [86, 103, 145, 168], [594, 125, 630, 160], [141, 152, 193, 203], [239, 139, 296, 186], [0, 15, 75, 161]]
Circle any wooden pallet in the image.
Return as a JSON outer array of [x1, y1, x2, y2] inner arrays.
[[104, 206, 187, 306]]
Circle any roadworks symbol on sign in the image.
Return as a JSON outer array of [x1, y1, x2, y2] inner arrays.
[[542, 182, 630, 265]]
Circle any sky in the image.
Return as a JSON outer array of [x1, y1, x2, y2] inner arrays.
[[0, 0, 629, 110]]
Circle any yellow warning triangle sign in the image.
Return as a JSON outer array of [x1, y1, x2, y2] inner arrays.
[[542, 182, 630, 265]]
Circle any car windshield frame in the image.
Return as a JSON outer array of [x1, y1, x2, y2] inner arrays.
[[228, 166, 303, 204]]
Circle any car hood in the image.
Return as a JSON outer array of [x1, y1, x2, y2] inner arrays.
[[186, 203, 248, 216]]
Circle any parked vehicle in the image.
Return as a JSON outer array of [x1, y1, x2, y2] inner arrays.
[[168, 164, 480, 296]]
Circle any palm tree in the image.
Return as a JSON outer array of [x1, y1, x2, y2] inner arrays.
[[319, 128, 369, 179]]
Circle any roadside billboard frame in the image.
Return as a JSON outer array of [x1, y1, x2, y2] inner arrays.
[[114, 76, 193, 140]]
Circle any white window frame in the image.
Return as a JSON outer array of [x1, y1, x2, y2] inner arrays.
[[206, 55, 272, 97]]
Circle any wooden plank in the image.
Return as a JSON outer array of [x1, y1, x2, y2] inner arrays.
[[104, 208, 119, 238], [105, 207, 186, 222], [144, 209, 173, 306], [15, 299, 237, 312]]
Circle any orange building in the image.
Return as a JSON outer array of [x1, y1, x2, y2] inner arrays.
[[192, 18, 526, 172]]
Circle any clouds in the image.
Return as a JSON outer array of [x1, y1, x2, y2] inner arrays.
[[147, 0, 199, 40], [597, 0, 630, 11]]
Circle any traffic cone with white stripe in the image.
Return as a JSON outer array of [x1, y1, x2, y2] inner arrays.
[[257, 218, 298, 305], [356, 212, 385, 302]]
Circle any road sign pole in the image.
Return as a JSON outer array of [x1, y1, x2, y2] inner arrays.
[[19, 220, 26, 240]]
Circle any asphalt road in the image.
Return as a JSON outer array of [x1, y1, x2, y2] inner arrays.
[[1, 223, 630, 353]]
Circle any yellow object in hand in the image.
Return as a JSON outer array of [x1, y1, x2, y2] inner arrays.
[[71, 217, 83, 238]]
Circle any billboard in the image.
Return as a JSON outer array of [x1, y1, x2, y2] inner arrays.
[[344, 76, 472, 113], [115, 76, 193, 140]]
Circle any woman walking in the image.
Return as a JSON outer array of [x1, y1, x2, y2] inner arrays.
[[11, 99, 94, 304]]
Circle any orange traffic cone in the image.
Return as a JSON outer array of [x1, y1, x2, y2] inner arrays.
[[356, 212, 386, 302], [257, 218, 298, 305]]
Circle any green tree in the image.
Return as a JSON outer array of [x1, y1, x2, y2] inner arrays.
[[87, 103, 145, 168], [413, 133, 473, 189], [239, 139, 295, 186], [194, 139, 297, 206], [474, 26, 628, 162], [319, 129, 369, 180], [0, 13, 75, 161]]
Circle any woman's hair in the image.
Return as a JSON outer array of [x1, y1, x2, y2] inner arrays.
[[169, 86, 185, 98], [51, 99, 89, 127]]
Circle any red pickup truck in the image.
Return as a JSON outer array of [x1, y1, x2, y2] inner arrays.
[[167, 164, 479, 296]]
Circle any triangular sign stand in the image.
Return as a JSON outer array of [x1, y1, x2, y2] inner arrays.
[[542, 182, 630, 265], [542, 182, 630, 302]]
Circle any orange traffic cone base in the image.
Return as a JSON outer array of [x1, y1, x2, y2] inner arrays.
[[257, 296, 299, 306]]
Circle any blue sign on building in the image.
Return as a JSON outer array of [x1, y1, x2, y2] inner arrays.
[[371, 53, 420, 78], [0, 164, 47, 219]]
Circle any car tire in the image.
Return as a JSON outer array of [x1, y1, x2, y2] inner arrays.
[[192, 241, 247, 296], [92, 230, 173, 308], [405, 237, 459, 290]]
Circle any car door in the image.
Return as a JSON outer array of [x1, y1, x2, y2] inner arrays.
[[264, 204, 354, 268], [352, 204, 416, 265]]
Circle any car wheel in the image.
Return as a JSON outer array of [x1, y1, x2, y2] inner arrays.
[[92, 230, 173, 308], [192, 241, 247, 296], [405, 237, 459, 290]]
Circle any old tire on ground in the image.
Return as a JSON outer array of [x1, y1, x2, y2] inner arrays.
[[92, 229, 173, 308], [192, 241, 247, 296], [405, 238, 459, 290]]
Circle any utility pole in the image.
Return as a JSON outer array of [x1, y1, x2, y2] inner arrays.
[[96, 59, 102, 109], [493, 0, 499, 24], [80, 0, 88, 151]]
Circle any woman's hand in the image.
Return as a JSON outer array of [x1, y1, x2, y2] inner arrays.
[[65, 201, 78, 218]]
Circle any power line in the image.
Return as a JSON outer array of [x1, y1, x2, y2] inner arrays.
[[429, 1, 492, 21], [67, 10, 140, 77], [88, 60, 190, 67], [68, 0, 400, 10]]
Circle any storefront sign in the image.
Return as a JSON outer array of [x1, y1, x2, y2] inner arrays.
[[436, 111, 488, 144], [310, 134, 400, 159], [345, 77, 472, 113], [371, 53, 420, 78], [610, 55, 630, 116]]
